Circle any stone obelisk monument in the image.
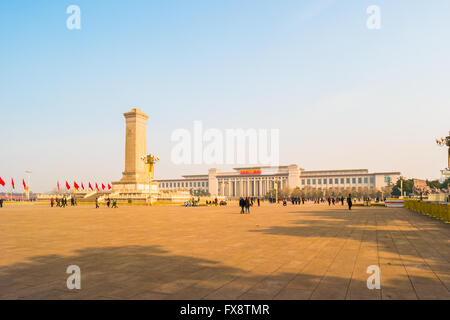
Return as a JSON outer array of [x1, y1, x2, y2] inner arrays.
[[112, 108, 158, 196], [120, 108, 149, 184]]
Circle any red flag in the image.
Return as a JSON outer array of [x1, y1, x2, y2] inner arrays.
[[11, 178, 15, 190], [74, 181, 79, 190], [66, 181, 71, 190], [95, 182, 99, 191], [0, 176, 5, 187], [89, 182, 93, 191], [57, 181, 60, 191], [101, 183, 105, 190], [108, 183, 112, 190], [22, 179, 27, 190], [81, 182, 85, 190]]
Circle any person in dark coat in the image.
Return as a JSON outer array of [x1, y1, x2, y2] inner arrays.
[[0, 198, 3, 208], [95, 197, 99, 208], [239, 197, 245, 214], [257, 198, 260, 206], [245, 197, 251, 214], [347, 194, 353, 210]]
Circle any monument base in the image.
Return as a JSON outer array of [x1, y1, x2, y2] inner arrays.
[[111, 181, 160, 204]]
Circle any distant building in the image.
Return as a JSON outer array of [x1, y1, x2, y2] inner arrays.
[[156, 165, 400, 199]]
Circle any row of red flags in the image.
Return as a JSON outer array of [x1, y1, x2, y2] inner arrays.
[[0, 176, 112, 192], [0, 177, 27, 190], [58, 181, 112, 192]]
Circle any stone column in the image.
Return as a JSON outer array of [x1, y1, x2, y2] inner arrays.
[[120, 108, 149, 184], [208, 168, 220, 196]]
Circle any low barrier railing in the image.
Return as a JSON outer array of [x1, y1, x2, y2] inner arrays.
[[404, 200, 450, 223]]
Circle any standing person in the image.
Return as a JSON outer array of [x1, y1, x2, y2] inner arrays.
[[245, 197, 251, 214], [347, 194, 353, 210], [239, 197, 245, 214], [107, 198, 110, 208], [95, 197, 99, 209], [341, 197, 344, 206], [257, 198, 260, 207], [112, 199, 118, 208], [50, 197, 54, 207], [71, 197, 75, 206], [328, 197, 331, 206], [0, 198, 3, 208]]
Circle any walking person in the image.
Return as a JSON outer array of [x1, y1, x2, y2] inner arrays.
[[95, 197, 99, 209], [245, 197, 251, 214], [239, 197, 245, 214], [0, 198, 3, 208], [347, 194, 353, 211], [107, 198, 110, 208], [257, 198, 260, 207], [112, 199, 118, 208]]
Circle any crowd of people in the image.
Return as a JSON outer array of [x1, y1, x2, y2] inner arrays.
[[185, 198, 228, 207], [266, 194, 360, 210], [50, 196, 77, 207], [49, 196, 118, 208], [44, 193, 387, 212]]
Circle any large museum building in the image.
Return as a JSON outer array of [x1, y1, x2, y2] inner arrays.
[[156, 165, 401, 199]]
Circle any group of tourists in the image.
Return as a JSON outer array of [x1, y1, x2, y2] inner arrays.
[[185, 198, 229, 207], [239, 197, 258, 214], [268, 194, 355, 210], [185, 197, 200, 207], [50, 196, 76, 207], [96, 197, 118, 208]]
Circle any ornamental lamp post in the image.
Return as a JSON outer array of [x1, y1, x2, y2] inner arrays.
[[25, 170, 32, 201], [436, 131, 450, 170]]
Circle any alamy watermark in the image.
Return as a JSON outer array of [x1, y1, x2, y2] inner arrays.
[[366, 5, 381, 30], [66, 265, 81, 289], [366, 265, 381, 289], [171, 121, 280, 166], [66, 5, 81, 30]]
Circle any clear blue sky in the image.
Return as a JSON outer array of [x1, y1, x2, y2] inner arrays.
[[1, 0, 449, 192]]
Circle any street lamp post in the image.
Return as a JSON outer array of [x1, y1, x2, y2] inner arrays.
[[25, 170, 32, 200], [274, 179, 279, 203], [436, 131, 450, 170], [399, 176, 404, 199], [141, 154, 159, 205]]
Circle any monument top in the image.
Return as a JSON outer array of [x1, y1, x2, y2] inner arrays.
[[124, 108, 148, 119]]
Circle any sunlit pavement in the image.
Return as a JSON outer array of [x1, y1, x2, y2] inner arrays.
[[0, 202, 449, 300]]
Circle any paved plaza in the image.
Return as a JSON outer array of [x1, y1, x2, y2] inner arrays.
[[0, 202, 449, 300]]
